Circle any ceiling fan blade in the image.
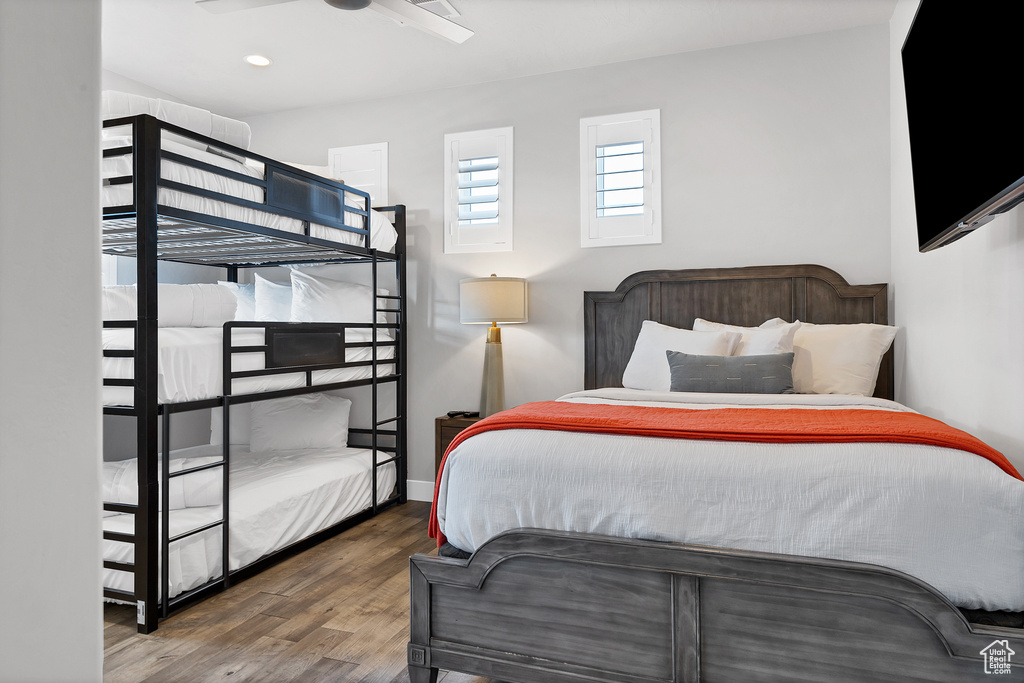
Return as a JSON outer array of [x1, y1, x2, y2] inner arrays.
[[195, 0, 300, 14], [368, 0, 473, 44]]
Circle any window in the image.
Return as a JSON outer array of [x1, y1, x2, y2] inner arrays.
[[597, 141, 644, 217], [580, 110, 661, 248], [444, 127, 513, 253]]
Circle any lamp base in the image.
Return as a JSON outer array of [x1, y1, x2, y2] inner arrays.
[[480, 340, 504, 417]]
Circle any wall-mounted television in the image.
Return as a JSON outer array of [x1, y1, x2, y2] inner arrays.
[[902, 1, 1024, 252]]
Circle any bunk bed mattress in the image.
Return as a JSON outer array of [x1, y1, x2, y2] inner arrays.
[[102, 444, 397, 599], [435, 388, 1024, 611], [102, 326, 396, 405], [101, 135, 398, 252]]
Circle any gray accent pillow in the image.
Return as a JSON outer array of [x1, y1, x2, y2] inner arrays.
[[666, 351, 795, 394]]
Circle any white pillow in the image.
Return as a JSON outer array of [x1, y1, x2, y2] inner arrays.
[[791, 322, 898, 395], [161, 284, 237, 327], [209, 404, 251, 446], [249, 393, 352, 451], [101, 285, 136, 321], [622, 321, 742, 392], [218, 281, 256, 320], [102, 284, 236, 327], [254, 274, 292, 322], [289, 269, 391, 330], [290, 269, 373, 322], [692, 318, 799, 356], [368, 210, 399, 253], [284, 161, 335, 178]]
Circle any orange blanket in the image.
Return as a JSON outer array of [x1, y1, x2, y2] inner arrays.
[[429, 401, 1021, 546]]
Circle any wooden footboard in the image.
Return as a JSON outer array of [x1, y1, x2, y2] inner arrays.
[[408, 530, 1023, 682]]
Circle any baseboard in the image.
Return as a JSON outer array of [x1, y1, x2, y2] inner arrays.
[[407, 479, 434, 502]]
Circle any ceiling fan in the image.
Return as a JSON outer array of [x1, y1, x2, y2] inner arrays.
[[196, 0, 473, 44]]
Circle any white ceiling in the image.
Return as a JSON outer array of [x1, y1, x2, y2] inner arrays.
[[102, 0, 898, 119]]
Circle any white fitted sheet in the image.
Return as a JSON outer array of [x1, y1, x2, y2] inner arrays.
[[437, 388, 1024, 611], [103, 443, 397, 599], [101, 133, 398, 253], [103, 326, 395, 405]]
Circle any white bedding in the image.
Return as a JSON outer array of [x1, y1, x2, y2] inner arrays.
[[101, 133, 398, 253], [103, 443, 397, 599], [436, 388, 1024, 611], [103, 326, 395, 405], [102, 90, 252, 150]]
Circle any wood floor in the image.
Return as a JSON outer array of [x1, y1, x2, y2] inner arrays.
[[104, 501, 498, 683]]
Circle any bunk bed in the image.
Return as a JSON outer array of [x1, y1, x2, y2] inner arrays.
[[100, 106, 407, 634], [410, 265, 1024, 682]]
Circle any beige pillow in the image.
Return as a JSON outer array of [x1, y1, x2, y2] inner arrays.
[[790, 322, 897, 395]]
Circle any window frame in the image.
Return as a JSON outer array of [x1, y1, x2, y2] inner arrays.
[[579, 109, 662, 248], [444, 126, 514, 254]]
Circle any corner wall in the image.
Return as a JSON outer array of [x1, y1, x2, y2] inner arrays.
[[0, 0, 103, 680], [244, 25, 892, 492], [890, 0, 1024, 472]]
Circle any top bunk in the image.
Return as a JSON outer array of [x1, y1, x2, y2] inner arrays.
[[100, 93, 401, 268]]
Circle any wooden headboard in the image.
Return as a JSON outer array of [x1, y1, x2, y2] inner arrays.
[[583, 264, 893, 400]]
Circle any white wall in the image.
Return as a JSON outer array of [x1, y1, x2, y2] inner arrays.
[[0, 1, 103, 680], [103, 68, 182, 102], [244, 25, 892, 490], [890, 0, 1024, 472]]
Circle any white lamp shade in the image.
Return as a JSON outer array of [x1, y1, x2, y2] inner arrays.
[[460, 276, 528, 324]]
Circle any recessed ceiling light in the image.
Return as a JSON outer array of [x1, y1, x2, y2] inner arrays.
[[243, 54, 272, 67]]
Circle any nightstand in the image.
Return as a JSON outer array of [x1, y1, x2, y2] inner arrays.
[[435, 414, 483, 476]]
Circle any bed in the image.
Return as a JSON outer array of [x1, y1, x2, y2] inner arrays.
[[409, 264, 1024, 682], [100, 93, 408, 633], [103, 442, 396, 599], [102, 306, 397, 406]]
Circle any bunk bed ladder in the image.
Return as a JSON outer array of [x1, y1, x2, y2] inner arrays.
[[102, 321, 142, 604], [394, 205, 408, 505], [158, 408, 230, 619], [370, 205, 408, 512], [372, 249, 379, 514], [391, 205, 408, 505]]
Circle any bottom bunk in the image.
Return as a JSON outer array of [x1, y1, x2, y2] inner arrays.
[[103, 440, 396, 603]]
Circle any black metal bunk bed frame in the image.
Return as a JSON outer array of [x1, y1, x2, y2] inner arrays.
[[101, 113, 407, 633]]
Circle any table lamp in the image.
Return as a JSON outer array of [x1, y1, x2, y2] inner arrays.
[[459, 274, 528, 416]]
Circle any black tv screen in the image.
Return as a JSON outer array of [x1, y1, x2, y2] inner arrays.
[[902, 2, 1024, 252]]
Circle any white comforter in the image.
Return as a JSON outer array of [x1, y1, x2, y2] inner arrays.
[[104, 443, 397, 599], [436, 388, 1024, 611], [102, 326, 395, 405]]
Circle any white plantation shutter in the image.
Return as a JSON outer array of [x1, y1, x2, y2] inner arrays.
[[596, 141, 645, 217], [580, 110, 661, 248], [457, 156, 499, 225], [444, 127, 513, 253]]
